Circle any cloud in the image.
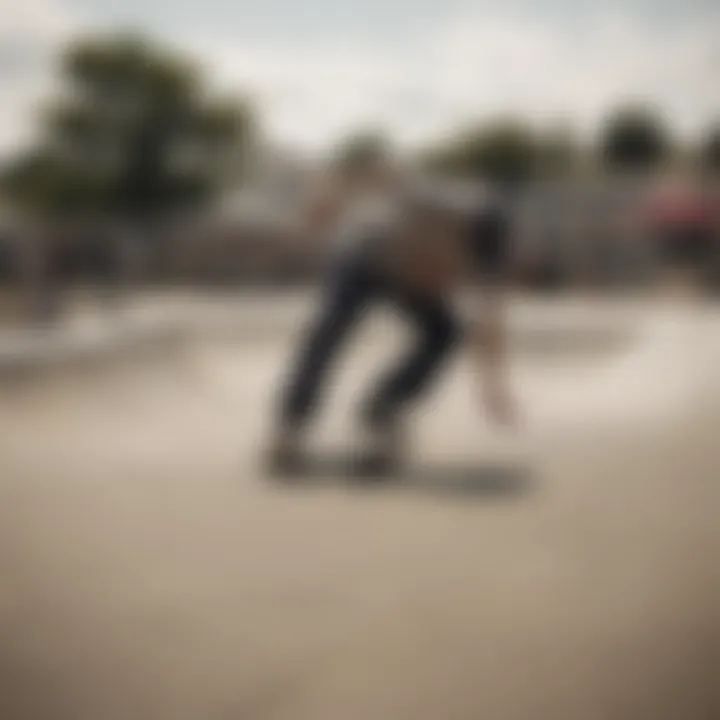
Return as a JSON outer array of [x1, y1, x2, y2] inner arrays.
[[185, 9, 720, 150], [0, 1, 717, 158], [425, 11, 719, 135], [0, 0, 79, 157], [182, 37, 417, 149]]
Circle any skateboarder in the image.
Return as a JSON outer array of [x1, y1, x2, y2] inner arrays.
[[267, 147, 518, 473]]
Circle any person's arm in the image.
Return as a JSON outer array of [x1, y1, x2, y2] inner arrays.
[[472, 279, 515, 425]]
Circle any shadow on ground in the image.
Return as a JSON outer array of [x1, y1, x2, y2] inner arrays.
[[263, 452, 532, 500]]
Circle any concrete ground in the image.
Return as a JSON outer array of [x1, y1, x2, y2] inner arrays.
[[0, 294, 718, 720]]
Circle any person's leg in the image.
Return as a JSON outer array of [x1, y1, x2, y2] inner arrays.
[[359, 287, 462, 436], [276, 248, 379, 438]]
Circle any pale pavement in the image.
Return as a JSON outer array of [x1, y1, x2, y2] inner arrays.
[[0, 296, 718, 720]]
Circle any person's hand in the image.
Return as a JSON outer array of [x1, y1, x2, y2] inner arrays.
[[482, 382, 519, 428]]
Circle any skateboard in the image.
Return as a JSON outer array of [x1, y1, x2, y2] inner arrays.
[[264, 448, 403, 481], [262, 448, 529, 497]]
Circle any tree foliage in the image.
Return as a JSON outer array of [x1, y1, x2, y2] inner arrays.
[[700, 122, 720, 174], [2, 33, 254, 220], [332, 130, 392, 174], [536, 125, 579, 178], [598, 105, 671, 173], [421, 119, 537, 184]]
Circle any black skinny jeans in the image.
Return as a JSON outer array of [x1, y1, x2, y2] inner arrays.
[[278, 244, 461, 432]]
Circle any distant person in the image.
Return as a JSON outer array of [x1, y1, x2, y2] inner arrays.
[[266, 150, 518, 474]]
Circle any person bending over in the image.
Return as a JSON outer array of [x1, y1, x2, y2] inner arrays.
[[267, 152, 518, 473]]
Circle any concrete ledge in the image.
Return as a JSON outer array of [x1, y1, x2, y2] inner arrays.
[[0, 313, 188, 381], [0, 294, 649, 381]]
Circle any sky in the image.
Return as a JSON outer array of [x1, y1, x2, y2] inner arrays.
[[0, 0, 718, 158]]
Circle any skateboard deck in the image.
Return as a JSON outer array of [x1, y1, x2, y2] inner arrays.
[[263, 449, 529, 496], [266, 449, 401, 480]]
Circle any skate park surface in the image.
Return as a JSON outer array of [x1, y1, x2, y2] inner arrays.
[[0, 292, 718, 720]]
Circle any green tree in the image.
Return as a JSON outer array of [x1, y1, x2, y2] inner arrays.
[[598, 104, 671, 174], [421, 119, 537, 184], [536, 124, 579, 179], [2, 32, 254, 220]]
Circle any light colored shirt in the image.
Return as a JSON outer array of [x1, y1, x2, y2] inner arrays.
[[332, 189, 404, 253], [326, 177, 511, 289]]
